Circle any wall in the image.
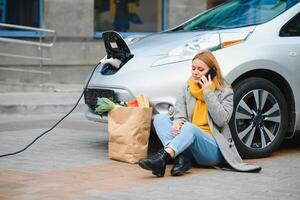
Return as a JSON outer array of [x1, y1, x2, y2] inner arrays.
[[167, 0, 207, 29]]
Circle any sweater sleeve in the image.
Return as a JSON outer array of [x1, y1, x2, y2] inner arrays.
[[203, 87, 234, 127], [173, 85, 189, 125]]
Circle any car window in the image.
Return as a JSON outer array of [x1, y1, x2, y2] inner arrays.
[[172, 0, 299, 31], [279, 12, 300, 37]]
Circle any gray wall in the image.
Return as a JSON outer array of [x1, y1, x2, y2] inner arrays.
[[44, 0, 94, 38], [167, 0, 207, 29]]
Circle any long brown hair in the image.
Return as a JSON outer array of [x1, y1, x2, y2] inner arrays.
[[192, 50, 229, 90]]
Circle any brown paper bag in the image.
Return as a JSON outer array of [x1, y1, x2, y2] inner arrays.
[[108, 106, 153, 164]]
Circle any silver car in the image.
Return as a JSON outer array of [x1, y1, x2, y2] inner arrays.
[[84, 0, 300, 158]]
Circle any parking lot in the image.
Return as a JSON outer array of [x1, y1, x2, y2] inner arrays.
[[0, 112, 300, 200]]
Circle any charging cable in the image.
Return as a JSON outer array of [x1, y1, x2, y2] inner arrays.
[[0, 62, 100, 158]]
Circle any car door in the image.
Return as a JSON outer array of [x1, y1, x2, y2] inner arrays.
[[278, 12, 300, 131]]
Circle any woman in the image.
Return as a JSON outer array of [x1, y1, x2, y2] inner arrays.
[[138, 50, 261, 177]]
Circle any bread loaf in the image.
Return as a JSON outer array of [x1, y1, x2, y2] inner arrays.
[[137, 95, 149, 108]]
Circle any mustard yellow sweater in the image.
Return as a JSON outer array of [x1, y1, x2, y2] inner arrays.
[[189, 79, 216, 135]]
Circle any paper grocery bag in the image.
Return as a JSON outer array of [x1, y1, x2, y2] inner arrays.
[[108, 106, 152, 164]]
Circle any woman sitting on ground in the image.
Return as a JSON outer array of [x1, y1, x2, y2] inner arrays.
[[138, 50, 261, 177]]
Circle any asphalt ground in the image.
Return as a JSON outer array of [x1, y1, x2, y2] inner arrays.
[[0, 113, 300, 200]]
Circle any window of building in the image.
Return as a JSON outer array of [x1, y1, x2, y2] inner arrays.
[[94, 0, 167, 37], [280, 12, 300, 37], [0, 0, 42, 37]]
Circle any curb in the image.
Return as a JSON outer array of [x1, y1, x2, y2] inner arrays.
[[0, 104, 85, 115], [0, 92, 85, 115]]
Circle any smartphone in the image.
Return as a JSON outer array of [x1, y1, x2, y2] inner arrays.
[[205, 68, 217, 79]]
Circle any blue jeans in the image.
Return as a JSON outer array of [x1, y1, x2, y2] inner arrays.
[[153, 114, 223, 166]]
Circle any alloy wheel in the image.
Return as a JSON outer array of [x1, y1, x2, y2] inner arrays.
[[234, 89, 281, 149]]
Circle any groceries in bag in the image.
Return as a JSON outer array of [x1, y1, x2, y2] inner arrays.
[[94, 95, 152, 164]]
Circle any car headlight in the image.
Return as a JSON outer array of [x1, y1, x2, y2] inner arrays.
[[151, 31, 250, 67], [151, 33, 220, 67]]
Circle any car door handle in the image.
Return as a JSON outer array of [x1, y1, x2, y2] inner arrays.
[[289, 51, 297, 57]]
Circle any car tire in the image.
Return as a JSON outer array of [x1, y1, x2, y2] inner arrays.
[[230, 77, 288, 158]]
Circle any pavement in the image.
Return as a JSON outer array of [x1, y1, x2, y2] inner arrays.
[[0, 82, 300, 200]]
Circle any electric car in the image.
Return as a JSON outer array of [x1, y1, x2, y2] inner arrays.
[[84, 0, 300, 158]]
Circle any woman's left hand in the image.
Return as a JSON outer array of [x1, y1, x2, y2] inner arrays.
[[199, 74, 212, 91], [172, 123, 181, 136]]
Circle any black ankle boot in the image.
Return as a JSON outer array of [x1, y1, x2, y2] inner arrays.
[[138, 150, 172, 177], [171, 154, 192, 176]]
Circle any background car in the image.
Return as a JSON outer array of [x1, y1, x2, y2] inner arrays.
[[84, 0, 300, 158]]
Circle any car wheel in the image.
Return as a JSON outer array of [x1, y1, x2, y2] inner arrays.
[[230, 77, 288, 158]]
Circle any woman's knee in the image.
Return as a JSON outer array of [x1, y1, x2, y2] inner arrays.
[[181, 122, 196, 133], [180, 122, 196, 138], [153, 114, 170, 125]]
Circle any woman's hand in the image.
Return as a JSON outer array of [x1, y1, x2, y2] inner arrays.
[[199, 74, 212, 92], [172, 122, 183, 136]]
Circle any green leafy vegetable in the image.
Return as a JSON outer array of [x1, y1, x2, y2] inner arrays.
[[95, 97, 116, 115]]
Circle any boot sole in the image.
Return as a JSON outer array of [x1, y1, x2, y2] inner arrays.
[[138, 161, 165, 177], [152, 170, 165, 177], [171, 165, 192, 176]]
